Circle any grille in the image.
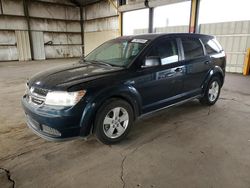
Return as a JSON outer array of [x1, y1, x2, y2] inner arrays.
[[30, 95, 44, 105], [28, 87, 47, 105], [33, 87, 48, 96]]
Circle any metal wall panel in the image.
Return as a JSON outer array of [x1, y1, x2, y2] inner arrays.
[[0, 0, 84, 61], [1, 0, 24, 16], [44, 32, 81, 45], [155, 25, 189, 33], [85, 16, 118, 32], [134, 25, 189, 34], [30, 18, 80, 32], [133, 28, 148, 34], [0, 16, 27, 30], [200, 21, 250, 73], [84, 0, 117, 20], [45, 45, 82, 58], [0, 31, 16, 45], [31, 31, 45, 60], [0, 46, 18, 61], [29, 1, 80, 20], [0, 30, 18, 61], [84, 30, 119, 54], [15, 30, 31, 61]]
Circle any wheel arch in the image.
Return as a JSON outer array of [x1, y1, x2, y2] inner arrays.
[[202, 66, 225, 94], [79, 85, 142, 137]]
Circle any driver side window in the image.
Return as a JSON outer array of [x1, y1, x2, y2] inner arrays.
[[148, 39, 179, 65]]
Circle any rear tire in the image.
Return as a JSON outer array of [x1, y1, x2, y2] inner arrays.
[[94, 99, 134, 145], [200, 76, 221, 105]]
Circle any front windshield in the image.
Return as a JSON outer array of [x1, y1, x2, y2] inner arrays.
[[84, 38, 148, 67]]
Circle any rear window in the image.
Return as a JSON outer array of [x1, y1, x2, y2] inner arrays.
[[181, 38, 204, 60], [202, 38, 222, 55]]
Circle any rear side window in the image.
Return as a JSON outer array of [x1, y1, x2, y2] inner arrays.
[[181, 38, 204, 60], [202, 38, 221, 55], [148, 39, 179, 65]]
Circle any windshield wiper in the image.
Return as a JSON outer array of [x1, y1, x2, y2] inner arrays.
[[85, 60, 113, 67]]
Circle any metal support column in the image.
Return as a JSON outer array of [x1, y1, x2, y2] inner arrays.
[[23, 0, 34, 60], [189, 0, 200, 33], [243, 48, 250, 75], [118, 12, 123, 36], [148, 7, 154, 33], [80, 6, 85, 57], [0, 0, 3, 14]]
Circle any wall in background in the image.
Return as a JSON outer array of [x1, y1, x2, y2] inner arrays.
[[0, 0, 82, 61], [0, 0, 119, 61], [134, 21, 250, 73], [200, 21, 250, 73], [83, 0, 119, 55]]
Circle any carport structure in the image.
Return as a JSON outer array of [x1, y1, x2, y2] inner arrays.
[[0, 0, 250, 188], [1, 0, 250, 74], [0, 0, 201, 60]]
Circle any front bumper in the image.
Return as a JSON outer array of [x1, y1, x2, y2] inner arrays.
[[21, 95, 84, 141]]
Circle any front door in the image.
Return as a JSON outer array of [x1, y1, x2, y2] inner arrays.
[[134, 38, 185, 113]]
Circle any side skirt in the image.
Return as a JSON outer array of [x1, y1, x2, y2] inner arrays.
[[138, 95, 202, 119]]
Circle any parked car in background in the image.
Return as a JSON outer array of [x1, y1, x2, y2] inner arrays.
[[22, 33, 226, 144]]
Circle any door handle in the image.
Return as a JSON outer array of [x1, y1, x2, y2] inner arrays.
[[174, 67, 183, 72], [204, 61, 211, 65]]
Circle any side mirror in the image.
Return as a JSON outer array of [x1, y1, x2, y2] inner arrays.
[[142, 56, 161, 68]]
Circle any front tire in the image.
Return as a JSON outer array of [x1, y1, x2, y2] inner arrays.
[[94, 99, 134, 145], [200, 76, 222, 105]]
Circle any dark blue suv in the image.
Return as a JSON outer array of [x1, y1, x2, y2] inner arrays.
[[22, 33, 226, 144]]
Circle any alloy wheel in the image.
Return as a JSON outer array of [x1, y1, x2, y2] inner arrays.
[[208, 81, 219, 102], [103, 107, 129, 139]]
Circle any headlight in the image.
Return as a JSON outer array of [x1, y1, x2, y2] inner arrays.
[[44, 90, 86, 106]]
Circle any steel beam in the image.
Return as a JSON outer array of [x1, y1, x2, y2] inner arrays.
[[80, 6, 85, 56], [0, 0, 3, 14], [0, 14, 80, 22], [119, 12, 123, 36], [243, 48, 250, 75], [148, 7, 154, 33], [23, 0, 34, 60], [189, 0, 200, 33], [34, 0, 76, 8]]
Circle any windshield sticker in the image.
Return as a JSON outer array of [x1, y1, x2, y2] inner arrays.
[[131, 39, 148, 44]]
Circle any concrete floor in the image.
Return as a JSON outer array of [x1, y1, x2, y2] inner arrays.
[[0, 59, 250, 188]]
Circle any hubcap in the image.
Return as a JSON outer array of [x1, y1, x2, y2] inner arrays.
[[103, 107, 129, 139], [208, 81, 219, 102]]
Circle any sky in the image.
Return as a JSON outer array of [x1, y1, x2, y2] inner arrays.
[[123, 0, 250, 35]]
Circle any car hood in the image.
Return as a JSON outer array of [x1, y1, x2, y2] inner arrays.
[[28, 61, 124, 90]]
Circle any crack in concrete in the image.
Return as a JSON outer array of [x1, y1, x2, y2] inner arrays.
[[120, 155, 126, 188], [219, 97, 250, 107], [0, 167, 15, 188], [0, 148, 38, 162], [222, 88, 250, 97], [118, 123, 180, 188], [207, 107, 211, 115]]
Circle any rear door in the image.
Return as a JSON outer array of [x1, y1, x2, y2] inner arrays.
[[180, 37, 211, 96]]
